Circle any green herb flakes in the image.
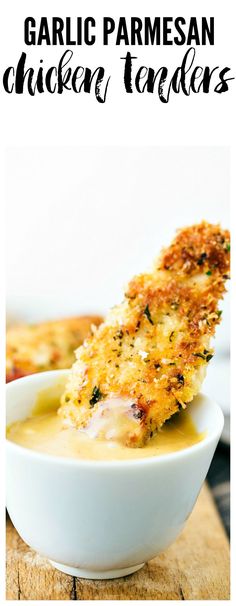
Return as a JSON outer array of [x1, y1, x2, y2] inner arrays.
[[90, 386, 103, 407], [144, 304, 154, 325], [206, 354, 213, 362]]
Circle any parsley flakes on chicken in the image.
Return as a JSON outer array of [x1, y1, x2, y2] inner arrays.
[[59, 222, 230, 447]]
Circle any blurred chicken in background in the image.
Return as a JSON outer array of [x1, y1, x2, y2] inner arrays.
[[6, 315, 103, 382]]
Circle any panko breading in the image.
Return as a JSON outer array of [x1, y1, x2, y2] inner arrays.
[[6, 316, 103, 382], [59, 223, 230, 447]]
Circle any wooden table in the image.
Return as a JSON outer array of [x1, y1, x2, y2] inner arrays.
[[6, 483, 230, 600]]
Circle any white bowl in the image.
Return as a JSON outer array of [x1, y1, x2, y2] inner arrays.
[[6, 370, 223, 580]]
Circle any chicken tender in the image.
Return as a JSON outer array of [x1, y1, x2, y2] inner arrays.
[[60, 223, 230, 447], [6, 315, 103, 382]]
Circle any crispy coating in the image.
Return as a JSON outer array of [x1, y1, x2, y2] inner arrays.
[[6, 316, 103, 382], [60, 223, 230, 447]]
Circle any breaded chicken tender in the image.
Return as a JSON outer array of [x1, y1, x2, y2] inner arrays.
[[60, 223, 230, 447], [6, 316, 102, 382]]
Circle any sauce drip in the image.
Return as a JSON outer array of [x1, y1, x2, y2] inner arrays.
[[7, 403, 204, 461]]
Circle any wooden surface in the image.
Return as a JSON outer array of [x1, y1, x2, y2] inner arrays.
[[6, 483, 230, 600]]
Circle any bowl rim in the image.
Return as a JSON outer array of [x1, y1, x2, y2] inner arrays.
[[6, 369, 224, 469]]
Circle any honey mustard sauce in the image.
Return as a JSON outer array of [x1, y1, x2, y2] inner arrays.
[[7, 387, 205, 461]]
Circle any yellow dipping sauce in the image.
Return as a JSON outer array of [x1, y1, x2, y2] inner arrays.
[[7, 384, 204, 461]]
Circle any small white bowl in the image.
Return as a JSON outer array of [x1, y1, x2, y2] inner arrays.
[[6, 370, 223, 580]]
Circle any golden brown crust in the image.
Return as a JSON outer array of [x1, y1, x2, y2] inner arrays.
[[60, 223, 230, 447], [159, 222, 230, 277], [6, 316, 103, 382]]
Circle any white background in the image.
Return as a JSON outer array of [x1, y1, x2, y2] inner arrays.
[[6, 146, 229, 322]]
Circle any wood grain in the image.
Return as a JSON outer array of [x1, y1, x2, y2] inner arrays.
[[6, 483, 230, 600]]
